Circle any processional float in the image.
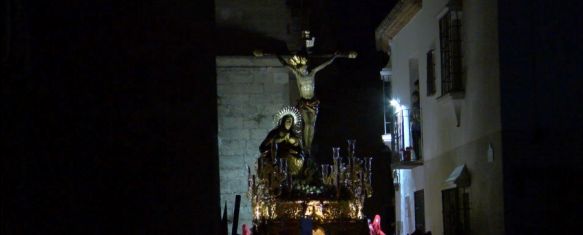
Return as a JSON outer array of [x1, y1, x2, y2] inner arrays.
[[247, 26, 376, 233]]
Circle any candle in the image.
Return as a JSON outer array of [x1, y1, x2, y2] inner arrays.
[[332, 147, 340, 159], [347, 139, 356, 158], [368, 157, 373, 172]]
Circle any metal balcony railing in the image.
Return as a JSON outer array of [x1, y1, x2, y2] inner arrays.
[[390, 108, 423, 169]]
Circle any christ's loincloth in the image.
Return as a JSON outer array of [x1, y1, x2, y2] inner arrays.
[[296, 98, 320, 115]]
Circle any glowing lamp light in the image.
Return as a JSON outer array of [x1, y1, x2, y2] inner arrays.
[[389, 99, 399, 107], [390, 99, 402, 112], [382, 134, 392, 142], [382, 133, 392, 144], [382, 133, 392, 148]]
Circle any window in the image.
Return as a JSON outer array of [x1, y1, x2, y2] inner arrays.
[[426, 50, 436, 96], [391, 108, 409, 161], [414, 190, 425, 231], [439, 8, 463, 94], [442, 187, 470, 235]]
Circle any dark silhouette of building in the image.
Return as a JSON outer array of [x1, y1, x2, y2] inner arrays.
[[4, 0, 219, 233]]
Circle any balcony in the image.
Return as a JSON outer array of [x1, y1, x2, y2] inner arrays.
[[391, 158, 423, 169], [388, 107, 423, 169]]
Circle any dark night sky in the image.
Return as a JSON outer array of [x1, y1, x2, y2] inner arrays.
[[303, 0, 394, 160]]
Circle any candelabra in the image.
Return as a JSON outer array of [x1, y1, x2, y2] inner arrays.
[[321, 140, 373, 223], [249, 139, 374, 223]]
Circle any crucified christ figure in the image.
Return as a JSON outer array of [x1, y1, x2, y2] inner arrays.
[[254, 50, 357, 155]]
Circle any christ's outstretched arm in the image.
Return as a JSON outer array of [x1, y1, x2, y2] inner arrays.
[[276, 54, 296, 72], [310, 53, 339, 76]]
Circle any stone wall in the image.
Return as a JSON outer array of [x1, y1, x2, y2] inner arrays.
[[216, 56, 290, 231]]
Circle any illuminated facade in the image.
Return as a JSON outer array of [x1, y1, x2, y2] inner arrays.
[[376, 0, 504, 234]]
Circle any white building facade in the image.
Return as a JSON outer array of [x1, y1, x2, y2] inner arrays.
[[376, 0, 504, 234]]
